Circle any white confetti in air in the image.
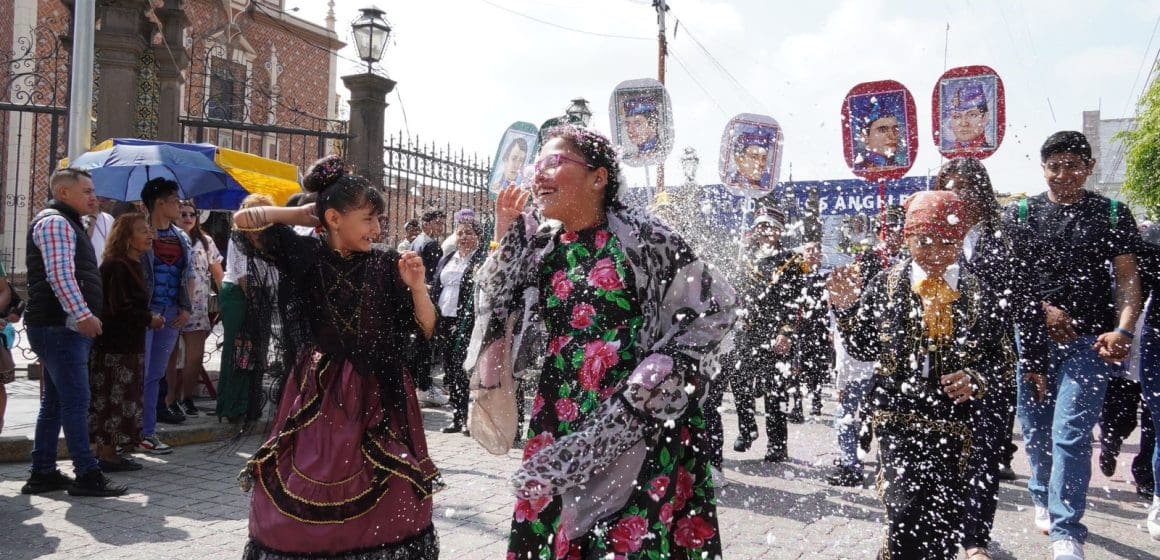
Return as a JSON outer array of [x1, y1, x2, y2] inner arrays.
[[947, 213, 960, 225]]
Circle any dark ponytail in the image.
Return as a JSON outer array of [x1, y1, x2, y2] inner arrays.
[[302, 155, 385, 228]]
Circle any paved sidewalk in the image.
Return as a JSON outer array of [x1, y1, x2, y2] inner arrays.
[[2, 391, 1158, 559]]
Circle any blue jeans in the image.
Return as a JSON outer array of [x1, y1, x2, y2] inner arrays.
[[1139, 324, 1160, 499], [1018, 335, 1118, 543], [27, 325, 99, 476], [834, 377, 875, 469], [142, 305, 181, 437]]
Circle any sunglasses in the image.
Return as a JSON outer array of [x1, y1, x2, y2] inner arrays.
[[523, 154, 595, 179]]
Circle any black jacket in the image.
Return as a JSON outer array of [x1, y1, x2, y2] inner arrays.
[[25, 201, 103, 327], [836, 259, 1004, 420], [961, 221, 1050, 376]]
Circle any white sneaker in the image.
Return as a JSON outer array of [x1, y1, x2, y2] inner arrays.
[[1051, 538, 1084, 560], [1034, 505, 1051, 535], [1147, 499, 1160, 541], [711, 466, 728, 488], [419, 386, 450, 407], [139, 435, 173, 455]]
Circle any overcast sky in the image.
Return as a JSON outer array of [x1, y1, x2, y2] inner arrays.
[[294, 0, 1160, 195]]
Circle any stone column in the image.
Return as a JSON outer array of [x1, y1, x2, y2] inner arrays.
[[93, 1, 147, 140], [152, 0, 189, 143], [341, 73, 396, 188]]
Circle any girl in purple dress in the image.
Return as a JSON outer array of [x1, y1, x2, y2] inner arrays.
[[234, 156, 439, 560]]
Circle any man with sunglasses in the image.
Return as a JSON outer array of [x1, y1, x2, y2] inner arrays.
[[1008, 131, 1144, 560]]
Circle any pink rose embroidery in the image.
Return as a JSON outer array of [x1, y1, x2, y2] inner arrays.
[[608, 515, 649, 554], [551, 270, 574, 301], [554, 524, 571, 559], [531, 394, 545, 419], [659, 502, 675, 529], [587, 257, 625, 291], [674, 516, 716, 550], [561, 231, 579, 244], [578, 340, 620, 391], [570, 304, 597, 330], [674, 466, 695, 511], [555, 398, 579, 422], [648, 475, 670, 502], [548, 336, 572, 356], [595, 230, 611, 249], [513, 496, 551, 523], [522, 432, 555, 461]]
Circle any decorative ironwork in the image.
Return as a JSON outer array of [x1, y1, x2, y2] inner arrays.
[[0, 19, 70, 275], [381, 133, 492, 241], [1, 18, 70, 109]]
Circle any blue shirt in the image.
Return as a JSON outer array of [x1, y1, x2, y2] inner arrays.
[[151, 227, 187, 307]]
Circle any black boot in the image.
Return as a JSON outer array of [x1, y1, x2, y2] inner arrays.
[[67, 470, 129, 497], [788, 401, 805, 424], [21, 469, 74, 495], [825, 464, 864, 487], [764, 447, 788, 463], [733, 429, 756, 452]]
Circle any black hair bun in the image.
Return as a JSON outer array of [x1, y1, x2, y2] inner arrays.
[[302, 155, 348, 193]]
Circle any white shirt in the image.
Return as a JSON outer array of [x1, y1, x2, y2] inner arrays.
[[87, 212, 115, 266], [224, 238, 248, 284], [910, 261, 960, 378], [437, 250, 476, 317]]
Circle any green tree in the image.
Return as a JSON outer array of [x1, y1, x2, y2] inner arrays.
[[1118, 72, 1160, 218]]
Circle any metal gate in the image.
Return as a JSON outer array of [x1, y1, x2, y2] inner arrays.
[[0, 18, 70, 275], [381, 132, 492, 241]]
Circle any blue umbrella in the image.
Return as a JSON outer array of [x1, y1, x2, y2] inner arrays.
[[69, 143, 233, 201]]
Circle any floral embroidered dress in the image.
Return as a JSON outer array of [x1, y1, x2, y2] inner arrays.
[[183, 234, 222, 333], [508, 225, 722, 560]]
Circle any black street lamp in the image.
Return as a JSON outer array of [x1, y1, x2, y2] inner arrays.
[[352, 7, 391, 74], [564, 98, 592, 127]]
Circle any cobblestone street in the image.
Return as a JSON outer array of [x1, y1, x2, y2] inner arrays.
[[2, 392, 1158, 559]]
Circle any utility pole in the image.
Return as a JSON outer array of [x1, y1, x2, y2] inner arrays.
[[654, 0, 669, 193], [67, 0, 96, 160]]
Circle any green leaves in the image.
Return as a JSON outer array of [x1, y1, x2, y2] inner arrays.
[[1118, 77, 1160, 217]]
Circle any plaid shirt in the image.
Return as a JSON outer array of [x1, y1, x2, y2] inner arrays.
[[31, 215, 92, 322]]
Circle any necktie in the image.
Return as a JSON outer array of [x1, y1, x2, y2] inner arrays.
[[913, 276, 960, 342]]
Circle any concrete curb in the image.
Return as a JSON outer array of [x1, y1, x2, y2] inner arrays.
[[0, 418, 247, 463]]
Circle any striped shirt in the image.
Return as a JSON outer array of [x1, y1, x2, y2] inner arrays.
[[31, 214, 92, 322]]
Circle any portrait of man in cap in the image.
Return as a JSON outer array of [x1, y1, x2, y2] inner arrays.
[[726, 125, 779, 189], [850, 92, 909, 171], [622, 95, 661, 155], [940, 78, 995, 151]]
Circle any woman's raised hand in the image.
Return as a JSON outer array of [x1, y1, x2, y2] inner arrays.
[[494, 186, 531, 241], [825, 265, 863, 310]]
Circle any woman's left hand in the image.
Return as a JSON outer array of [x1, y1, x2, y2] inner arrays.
[[398, 251, 427, 291]]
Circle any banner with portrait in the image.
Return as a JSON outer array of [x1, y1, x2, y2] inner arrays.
[[488, 122, 539, 195], [719, 113, 784, 197], [932, 65, 1006, 159], [841, 80, 919, 182], [609, 78, 675, 168]]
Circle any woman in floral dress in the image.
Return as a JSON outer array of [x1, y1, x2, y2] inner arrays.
[[164, 200, 224, 417], [469, 126, 737, 559]]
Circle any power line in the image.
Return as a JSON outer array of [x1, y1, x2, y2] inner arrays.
[[669, 14, 768, 114], [478, 0, 652, 40], [668, 46, 728, 117]]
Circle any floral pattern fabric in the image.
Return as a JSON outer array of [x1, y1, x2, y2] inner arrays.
[[508, 226, 721, 560], [184, 236, 222, 333]]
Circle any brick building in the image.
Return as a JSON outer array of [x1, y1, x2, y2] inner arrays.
[[0, 0, 346, 273]]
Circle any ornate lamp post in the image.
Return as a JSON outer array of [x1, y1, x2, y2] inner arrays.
[[564, 98, 593, 127], [351, 7, 391, 74], [343, 6, 397, 189]]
